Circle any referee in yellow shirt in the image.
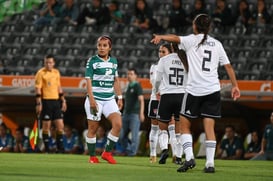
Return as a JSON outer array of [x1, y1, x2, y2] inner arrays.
[[35, 54, 67, 153]]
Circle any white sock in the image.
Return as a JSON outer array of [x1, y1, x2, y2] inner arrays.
[[181, 134, 194, 161], [205, 140, 216, 168], [158, 130, 168, 150], [176, 134, 183, 158], [168, 124, 176, 156], [149, 125, 159, 156]]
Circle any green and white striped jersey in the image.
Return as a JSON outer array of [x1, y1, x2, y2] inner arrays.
[[85, 55, 118, 101]]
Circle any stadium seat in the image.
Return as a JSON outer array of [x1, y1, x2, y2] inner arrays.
[[230, 57, 246, 71], [239, 70, 260, 80], [247, 57, 267, 72]]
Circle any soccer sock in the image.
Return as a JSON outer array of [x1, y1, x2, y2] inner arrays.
[[168, 124, 177, 156], [181, 134, 194, 161], [149, 124, 159, 156], [56, 131, 64, 152], [205, 140, 216, 168], [176, 133, 183, 158], [86, 136, 96, 156], [42, 132, 49, 152], [105, 132, 118, 152], [158, 130, 168, 150]]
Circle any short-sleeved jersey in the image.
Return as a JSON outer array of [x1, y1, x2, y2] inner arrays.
[[246, 142, 261, 154], [35, 68, 61, 99], [63, 133, 80, 152], [220, 136, 244, 158], [85, 55, 118, 101], [149, 64, 158, 100], [178, 34, 230, 96], [263, 124, 273, 152], [156, 53, 187, 95], [0, 133, 13, 148], [124, 81, 143, 114]]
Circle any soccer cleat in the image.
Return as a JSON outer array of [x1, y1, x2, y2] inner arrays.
[[174, 157, 183, 165], [150, 156, 157, 163], [101, 151, 117, 164], [89, 156, 99, 164], [204, 167, 215, 173], [159, 149, 169, 164], [177, 159, 196, 172]]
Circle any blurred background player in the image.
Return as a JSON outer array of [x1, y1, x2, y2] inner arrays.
[[119, 68, 145, 156], [154, 43, 187, 164]]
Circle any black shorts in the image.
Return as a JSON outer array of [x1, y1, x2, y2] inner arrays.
[[180, 91, 221, 119], [40, 99, 63, 121], [148, 100, 159, 119], [156, 93, 184, 122]]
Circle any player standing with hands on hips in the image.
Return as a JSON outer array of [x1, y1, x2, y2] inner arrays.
[[151, 14, 240, 173], [84, 35, 123, 164]]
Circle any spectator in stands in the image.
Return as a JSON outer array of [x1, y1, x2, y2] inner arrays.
[[13, 126, 32, 153], [35, 54, 67, 154], [248, 0, 271, 25], [211, 0, 236, 27], [235, 0, 251, 28], [217, 125, 244, 160], [187, 0, 207, 25], [119, 68, 145, 156], [251, 112, 273, 160], [54, 0, 79, 26], [76, 0, 110, 26], [166, 0, 187, 32], [63, 124, 81, 154], [0, 123, 13, 152], [33, 0, 62, 30], [108, 0, 123, 24], [132, 0, 158, 33], [244, 130, 261, 159]]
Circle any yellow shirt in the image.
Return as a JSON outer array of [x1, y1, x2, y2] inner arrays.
[[35, 68, 61, 99]]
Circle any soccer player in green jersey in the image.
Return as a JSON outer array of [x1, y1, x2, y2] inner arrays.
[[84, 35, 123, 164]]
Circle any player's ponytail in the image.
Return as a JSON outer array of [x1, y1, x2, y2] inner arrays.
[[171, 43, 189, 72], [194, 14, 211, 48]]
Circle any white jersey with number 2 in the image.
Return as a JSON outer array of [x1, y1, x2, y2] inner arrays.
[[178, 34, 230, 96]]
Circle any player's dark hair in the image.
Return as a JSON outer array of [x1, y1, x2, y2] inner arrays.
[[194, 14, 211, 48], [45, 54, 54, 60], [97, 35, 112, 48], [171, 43, 189, 72], [128, 68, 138, 75], [161, 43, 172, 53]]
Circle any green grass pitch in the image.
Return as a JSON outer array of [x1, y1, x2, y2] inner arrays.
[[0, 153, 272, 181]]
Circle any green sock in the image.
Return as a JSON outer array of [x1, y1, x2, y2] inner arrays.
[[87, 143, 96, 156], [105, 139, 116, 152]]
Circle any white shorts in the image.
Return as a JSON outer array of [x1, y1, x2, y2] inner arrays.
[[84, 97, 121, 121]]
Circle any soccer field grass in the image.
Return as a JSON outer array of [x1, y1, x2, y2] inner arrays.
[[0, 153, 272, 181]]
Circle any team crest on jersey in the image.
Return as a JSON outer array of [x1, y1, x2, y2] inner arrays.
[[153, 108, 158, 114]]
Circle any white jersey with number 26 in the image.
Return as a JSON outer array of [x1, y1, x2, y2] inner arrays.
[[156, 53, 187, 95], [178, 34, 230, 96]]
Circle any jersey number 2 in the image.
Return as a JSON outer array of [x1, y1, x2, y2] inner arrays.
[[202, 50, 211, 72]]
